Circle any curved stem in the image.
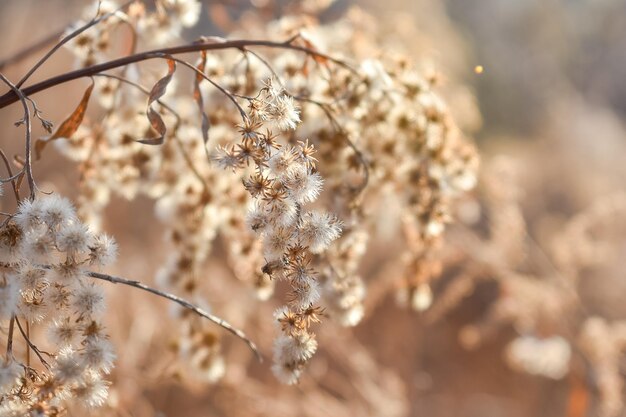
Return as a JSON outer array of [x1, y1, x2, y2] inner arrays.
[[0, 38, 355, 109], [0, 74, 36, 200], [14, 0, 135, 89], [88, 270, 262, 361]]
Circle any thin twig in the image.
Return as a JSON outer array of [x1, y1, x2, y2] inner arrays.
[[0, 74, 36, 200], [0, 149, 22, 202], [14, 317, 51, 369], [0, 38, 356, 109], [14, 0, 135, 89], [295, 95, 369, 194], [163, 55, 250, 122], [6, 316, 15, 360], [92, 73, 209, 190], [88, 271, 262, 361], [0, 29, 65, 72], [92, 73, 180, 121]]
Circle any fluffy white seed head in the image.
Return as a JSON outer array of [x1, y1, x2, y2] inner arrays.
[[298, 211, 342, 253], [89, 234, 118, 266], [271, 361, 301, 385], [290, 277, 321, 309], [57, 223, 94, 255], [16, 263, 47, 291], [73, 370, 110, 408], [273, 332, 318, 364], [20, 230, 56, 264], [82, 338, 116, 374], [0, 275, 20, 320], [72, 283, 106, 317], [269, 95, 300, 131], [54, 347, 85, 383], [282, 165, 323, 204], [14, 199, 44, 231], [0, 361, 21, 392], [40, 195, 76, 228], [263, 226, 295, 261], [48, 316, 80, 347]]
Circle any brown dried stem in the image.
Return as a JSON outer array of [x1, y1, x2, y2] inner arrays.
[[0, 74, 36, 201], [14, 317, 51, 370], [0, 38, 355, 109], [14, 0, 136, 89], [88, 270, 262, 361]]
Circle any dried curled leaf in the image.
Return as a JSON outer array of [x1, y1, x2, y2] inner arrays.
[[35, 79, 94, 159], [138, 58, 176, 145]]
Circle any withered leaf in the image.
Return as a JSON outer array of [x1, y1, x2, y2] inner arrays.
[[193, 50, 211, 148], [138, 58, 176, 145], [35, 79, 94, 160], [301, 38, 329, 67]]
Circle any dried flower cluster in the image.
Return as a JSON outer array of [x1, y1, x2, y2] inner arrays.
[[1, 0, 480, 414], [0, 195, 117, 415]]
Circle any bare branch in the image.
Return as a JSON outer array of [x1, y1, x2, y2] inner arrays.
[[0, 74, 36, 200], [15, 317, 52, 370], [87, 271, 263, 362], [14, 0, 135, 89], [0, 38, 356, 109]]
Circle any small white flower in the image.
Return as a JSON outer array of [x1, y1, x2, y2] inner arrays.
[[72, 283, 106, 317], [271, 361, 301, 385], [82, 338, 116, 374], [74, 370, 110, 408], [57, 223, 94, 255], [0, 360, 21, 392], [54, 347, 84, 383], [298, 211, 342, 253], [14, 198, 44, 231], [41, 195, 76, 228], [282, 165, 323, 204], [15, 263, 47, 291], [0, 275, 20, 320], [268, 95, 300, 131], [48, 316, 79, 347], [89, 234, 118, 266]]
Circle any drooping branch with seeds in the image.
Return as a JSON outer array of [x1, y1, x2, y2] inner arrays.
[[0, 0, 478, 415]]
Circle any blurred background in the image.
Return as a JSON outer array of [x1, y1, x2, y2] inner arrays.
[[1, 1, 626, 416]]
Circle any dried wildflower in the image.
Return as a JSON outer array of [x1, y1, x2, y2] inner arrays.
[[72, 283, 106, 317], [0, 276, 20, 319], [40, 194, 76, 227], [0, 0, 483, 400], [89, 234, 118, 266], [73, 371, 110, 408], [282, 165, 323, 204], [269, 95, 301, 131], [0, 361, 21, 392], [298, 211, 342, 253], [82, 338, 116, 374], [57, 223, 94, 255]]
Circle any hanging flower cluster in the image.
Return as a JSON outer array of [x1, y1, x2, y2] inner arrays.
[[0, 195, 117, 415]]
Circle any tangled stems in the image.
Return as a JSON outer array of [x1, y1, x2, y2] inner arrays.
[[0, 37, 355, 109], [0, 73, 36, 201]]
